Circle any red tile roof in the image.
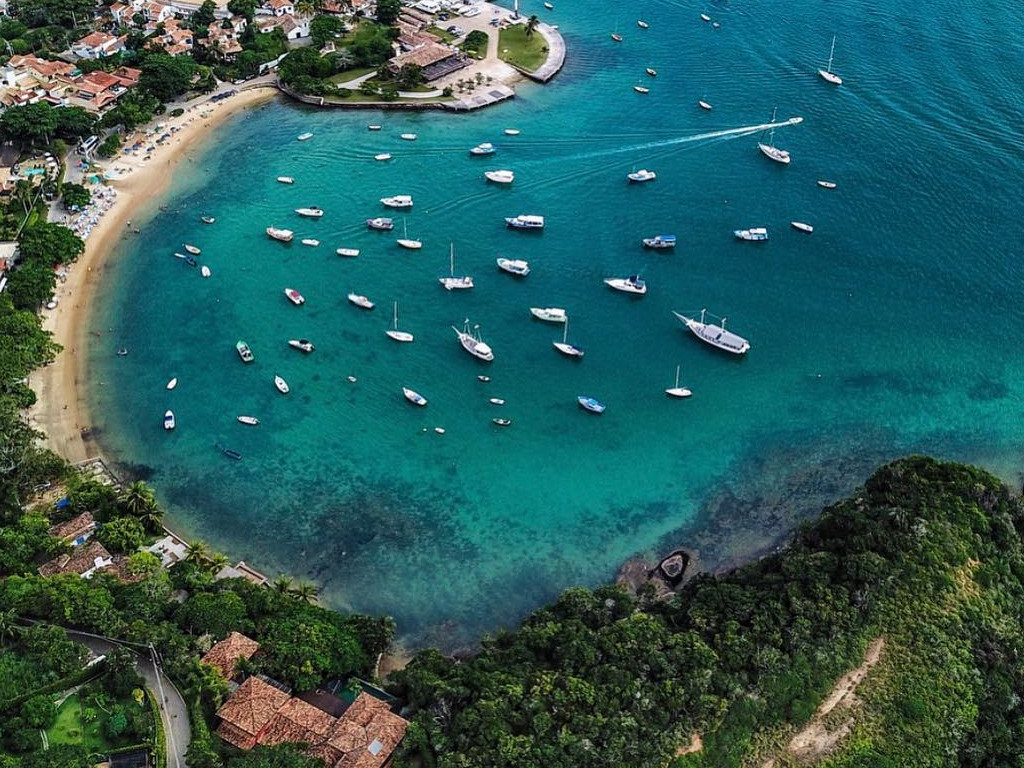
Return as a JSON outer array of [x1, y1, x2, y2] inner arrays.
[[48, 511, 96, 543], [201, 632, 260, 679], [260, 698, 336, 747], [38, 540, 112, 577], [215, 677, 292, 750]]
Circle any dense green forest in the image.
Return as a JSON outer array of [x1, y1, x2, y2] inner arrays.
[[389, 456, 1024, 768]]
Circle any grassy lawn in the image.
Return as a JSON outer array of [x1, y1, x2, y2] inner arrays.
[[329, 66, 377, 85], [498, 24, 549, 72], [427, 25, 457, 43], [46, 683, 154, 754]]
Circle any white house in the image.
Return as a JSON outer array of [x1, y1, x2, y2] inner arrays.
[[264, 0, 294, 15], [71, 31, 127, 59]]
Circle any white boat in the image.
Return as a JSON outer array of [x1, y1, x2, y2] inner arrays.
[[368, 124, 382, 131], [791, 221, 814, 233], [478, 375, 491, 382], [166, 377, 177, 390], [374, 153, 392, 161], [274, 375, 290, 393], [530, 307, 567, 323], [700, 12, 710, 21], [637, 19, 648, 27], [297, 132, 314, 141], [440, 243, 473, 290], [553, 318, 584, 358], [173, 252, 186, 259], [634, 85, 650, 94], [543, 1, 552, 8], [296, 207, 323, 218], [288, 338, 315, 353], [336, 247, 360, 257], [381, 195, 413, 209], [665, 364, 692, 398], [713, 21, 720, 28], [434, 426, 445, 434], [578, 396, 605, 414], [485, 169, 515, 184], [758, 107, 791, 164], [817, 179, 837, 189], [403, 387, 428, 406], [277, 176, 295, 184], [266, 227, 294, 242], [237, 416, 260, 425], [505, 214, 545, 230], [489, 397, 505, 405], [183, 243, 200, 255], [200, 265, 211, 278], [642, 234, 677, 249], [400, 133, 417, 141], [735, 227, 769, 241], [284, 287, 305, 305], [698, 99, 712, 110], [163, 410, 175, 430], [386, 301, 414, 342], [673, 308, 750, 354], [628, 168, 656, 182], [604, 274, 647, 294], [301, 238, 320, 247], [348, 293, 375, 310], [396, 219, 421, 250], [367, 217, 394, 231], [470, 142, 495, 155], [201, 216, 215, 224], [611, 33, 622, 42], [818, 36, 843, 85], [646, 67, 657, 76], [504, 128, 521, 136], [496, 257, 530, 276], [452, 319, 493, 361]]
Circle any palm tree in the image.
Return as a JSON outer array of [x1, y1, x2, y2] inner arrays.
[[207, 552, 230, 574], [272, 574, 295, 595], [294, 0, 314, 15], [525, 14, 539, 38], [185, 540, 211, 563], [292, 581, 320, 603], [119, 481, 157, 518]]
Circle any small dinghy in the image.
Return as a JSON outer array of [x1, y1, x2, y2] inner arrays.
[[646, 67, 657, 76], [201, 265, 211, 278], [700, 13, 711, 21], [284, 288, 305, 305], [274, 375, 290, 394], [297, 132, 313, 141], [288, 339, 315, 353], [791, 221, 814, 233], [183, 243, 200, 255], [184, 254, 198, 267], [348, 293, 375, 310], [201, 216, 215, 224], [628, 168, 656, 183], [577, 396, 606, 414], [478, 375, 491, 382], [400, 133, 417, 141], [637, 19, 648, 27], [492, 418, 512, 426], [336, 248, 360, 257], [375, 153, 392, 161], [634, 85, 650, 94], [470, 142, 495, 156], [277, 176, 295, 184], [368, 124, 382, 131], [163, 410, 176, 430], [504, 128, 521, 136], [219, 445, 243, 460], [698, 100, 713, 110], [301, 238, 320, 247], [237, 416, 260, 426], [403, 387, 428, 406], [295, 207, 324, 218], [489, 397, 505, 406], [173, 252, 186, 259], [817, 180, 838, 189], [434, 426, 445, 434], [611, 32, 622, 41], [166, 377, 178, 390]]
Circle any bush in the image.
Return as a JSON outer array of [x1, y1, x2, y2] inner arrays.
[[95, 516, 146, 554], [21, 694, 57, 728], [170, 108, 184, 117], [97, 134, 122, 159]]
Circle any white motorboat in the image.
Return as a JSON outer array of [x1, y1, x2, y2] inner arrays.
[[163, 410, 175, 430], [735, 227, 769, 241], [297, 132, 314, 141], [166, 377, 177, 390], [400, 133, 417, 140], [637, 18, 648, 27], [173, 252, 186, 259], [530, 307, 567, 323], [646, 67, 657, 76], [440, 243, 473, 290], [366, 217, 394, 230], [434, 426, 445, 434], [634, 85, 650, 94], [237, 416, 260, 426], [578, 396, 605, 414], [543, 1, 552, 8], [604, 274, 647, 294], [665, 364, 692, 398], [505, 214, 545, 229], [274, 375, 290, 393], [284, 288, 305, 305], [200, 265, 211, 278], [611, 33, 622, 42], [698, 99, 712, 110], [504, 128, 521, 136], [553, 318, 584, 358], [183, 243, 201, 255], [791, 221, 814, 233], [758, 107, 791, 164], [348, 293, 375, 310], [493, 418, 512, 426], [642, 234, 676, 249], [470, 142, 495, 155], [818, 36, 843, 85], [478, 375, 490, 382], [673, 308, 750, 354], [368, 124, 382, 131], [201, 216, 215, 224], [713, 21, 720, 28], [374, 153, 392, 161], [336, 247, 360, 257], [489, 397, 505, 405], [396, 219, 421, 249], [266, 227, 294, 242], [381, 195, 414, 209], [700, 12, 710, 21], [496, 257, 530, 276], [817, 179, 837, 189], [296, 206, 324, 218], [386, 301, 414, 342], [485, 169, 515, 184], [277, 176, 294, 184], [628, 168, 656, 182], [288, 338, 315, 353], [301, 238, 320, 247], [452, 319, 494, 361], [403, 387, 428, 406]]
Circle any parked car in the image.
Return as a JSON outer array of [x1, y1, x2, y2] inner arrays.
[[438, 12, 449, 19]]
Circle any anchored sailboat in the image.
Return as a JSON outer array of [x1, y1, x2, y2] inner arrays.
[[553, 318, 584, 358], [665, 364, 692, 398], [818, 36, 842, 85], [439, 243, 473, 290], [385, 301, 414, 342]]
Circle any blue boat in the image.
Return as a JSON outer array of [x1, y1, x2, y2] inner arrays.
[[184, 253, 198, 267], [642, 234, 676, 249], [216, 443, 243, 460], [577, 396, 606, 414]]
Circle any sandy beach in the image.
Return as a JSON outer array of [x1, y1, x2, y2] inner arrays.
[[29, 85, 278, 464]]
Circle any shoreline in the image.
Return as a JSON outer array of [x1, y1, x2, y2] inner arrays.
[[28, 86, 279, 464]]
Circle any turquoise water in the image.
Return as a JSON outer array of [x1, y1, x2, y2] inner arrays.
[[86, 0, 1024, 647]]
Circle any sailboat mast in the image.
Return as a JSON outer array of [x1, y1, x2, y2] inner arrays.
[[675, 364, 680, 388], [562, 320, 568, 344], [827, 35, 836, 71], [393, 301, 398, 330]]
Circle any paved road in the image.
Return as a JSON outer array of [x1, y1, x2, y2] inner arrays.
[[67, 631, 190, 768]]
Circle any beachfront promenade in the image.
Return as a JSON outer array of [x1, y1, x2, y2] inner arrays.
[[528, 22, 566, 83]]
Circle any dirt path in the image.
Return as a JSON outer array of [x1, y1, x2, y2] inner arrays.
[[762, 637, 885, 767]]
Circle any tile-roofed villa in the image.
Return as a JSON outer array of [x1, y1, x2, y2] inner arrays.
[[259, 697, 336, 747], [38, 540, 113, 577], [48, 510, 96, 546], [216, 676, 292, 750], [201, 631, 260, 679]]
